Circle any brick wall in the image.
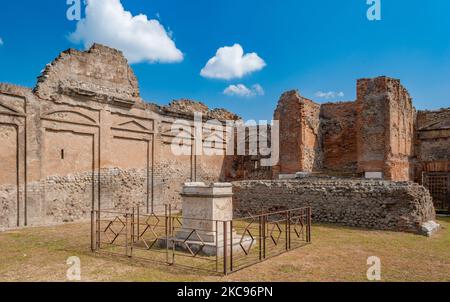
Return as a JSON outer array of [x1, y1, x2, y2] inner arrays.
[[415, 109, 450, 177], [321, 102, 358, 173], [355, 77, 415, 180], [274, 90, 322, 176]]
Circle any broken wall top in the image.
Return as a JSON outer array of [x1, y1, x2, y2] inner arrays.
[[357, 76, 413, 107], [33, 44, 141, 105], [417, 108, 450, 131], [159, 99, 241, 121]]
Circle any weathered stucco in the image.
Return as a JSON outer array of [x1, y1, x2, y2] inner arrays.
[[0, 44, 233, 229]]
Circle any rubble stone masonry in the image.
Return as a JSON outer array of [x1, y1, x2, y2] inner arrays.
[[233, 179, 436, 234]]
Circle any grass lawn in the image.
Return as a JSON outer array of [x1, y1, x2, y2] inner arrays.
[[0, 217, 448, 282]]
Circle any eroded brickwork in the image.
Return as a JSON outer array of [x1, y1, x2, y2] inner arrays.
[[273, 91, 322, 176], [415, 108, 450, 177], [321, 102, 357, 174], [356, 77, 415, 180], [274, 77, 435, 182]]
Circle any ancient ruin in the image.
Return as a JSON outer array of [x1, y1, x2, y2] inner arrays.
[[0, 44, 448, 234]]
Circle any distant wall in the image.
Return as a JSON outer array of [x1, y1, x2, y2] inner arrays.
[[233, 179, 436, 234], [321, 102, 357, 173], [273, 91, 322, 176], [355, 77, 415, 180], [355, 78, 389, 175], [415, 109, 450, 177]]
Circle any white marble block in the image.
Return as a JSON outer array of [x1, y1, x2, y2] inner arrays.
[[177, 182, 233, 243], [172, 182, 252, 256]]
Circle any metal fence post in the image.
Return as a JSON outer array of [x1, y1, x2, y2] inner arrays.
[[170, 204, 175, 265], [223, 221, 228, 275], [258, 215, 262, 261], [285, 210, 289, 251], [137, 206, 140, 241], [230, 220, 233, 272], [263, 215, 266, 259], [130, 209, 134, 257], [125, 213, 129, 257], [91, 210, 95, 252], [97, 208, 101, 249], [288, 210, 292, 249], [165, 204, 169, 264], [169, 204, 172, 236], [307, 207, 312, 243], [215, 220, 219, 273]]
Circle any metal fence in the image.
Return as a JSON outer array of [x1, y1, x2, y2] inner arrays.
[[91, 206, 312, 275], [422, 172, 450, 213]]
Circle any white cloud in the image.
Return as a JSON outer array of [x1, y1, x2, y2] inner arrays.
[[0, 37, 3, 46], [314, 91, 345, 99], [69, 0, 183, 64], [223, 84, 265, 97], [201, 44, 266, 80]]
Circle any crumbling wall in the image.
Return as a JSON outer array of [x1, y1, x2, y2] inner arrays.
[[301, 99, 323, 172], [0, 184, 18, 229], [233, 179, 436, 234], [223, 125, 273, 181], [34, 44, 140, 103], [415, 109, 450, 176], [356, 77, 389, 176], [385, 80, 415, 180], [273, 90, 322, 176], [0, 84, 29, 229], [356, 77, 415, 180], [224, 155, 272, 181], [321, 102, 358, 174], [0, 44, 232, 229]]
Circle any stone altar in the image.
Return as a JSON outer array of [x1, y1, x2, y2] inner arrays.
[[172, 182, 252, 256]]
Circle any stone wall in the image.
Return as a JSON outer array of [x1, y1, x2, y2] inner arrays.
[[272, 77, 420, 181], [415, 109, 450, 177], [273, 90, 322, 176], [223, 125, 273, 181], [355, 77, 415, 180], [321, 102, 358, 173], [232, 179, 436, 234], [0, 43, 447, 231], [0, 44, 233, 230]]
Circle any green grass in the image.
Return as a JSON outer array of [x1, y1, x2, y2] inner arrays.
[[0, 217, 449, 281]]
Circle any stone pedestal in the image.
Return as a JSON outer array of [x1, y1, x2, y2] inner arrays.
[[172, 182, 252, 256]]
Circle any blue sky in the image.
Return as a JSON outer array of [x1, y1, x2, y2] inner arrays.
[[0, 0, 449, 120]]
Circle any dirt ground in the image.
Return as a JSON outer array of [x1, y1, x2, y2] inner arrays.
[[0, 217, 448, 282]]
